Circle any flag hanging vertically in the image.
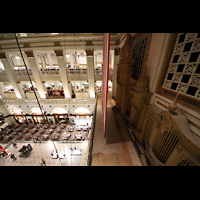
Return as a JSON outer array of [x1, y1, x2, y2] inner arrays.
[[102, 33, 110, 138]]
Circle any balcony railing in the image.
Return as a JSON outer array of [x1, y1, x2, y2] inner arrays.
[[95, 68, 113, 75], [67, 69, 87, 75], [40, 69, 60, 76], [13, 69, 33, 76], [0, 70, 33, 76]]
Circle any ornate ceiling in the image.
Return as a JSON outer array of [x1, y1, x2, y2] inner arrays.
[[0, 33, 135, 53]]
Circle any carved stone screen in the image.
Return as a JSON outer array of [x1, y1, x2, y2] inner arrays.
[[131, 33, 152, 80], [163, 33, 200, 99]]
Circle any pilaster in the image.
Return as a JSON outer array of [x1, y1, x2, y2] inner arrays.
[[129, 60, 153, 141]]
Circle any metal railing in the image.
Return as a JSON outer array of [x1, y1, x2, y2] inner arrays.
[[67, 69, 87, 76], [85, 97, 97, 166], [40, 69, 60, 76]]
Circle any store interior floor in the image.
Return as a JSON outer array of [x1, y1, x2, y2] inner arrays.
[[91, 97, 142, 166], [0, 141, 88, 166]]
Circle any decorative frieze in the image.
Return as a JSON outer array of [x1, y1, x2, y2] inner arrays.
[[85, 41, 93, 46]]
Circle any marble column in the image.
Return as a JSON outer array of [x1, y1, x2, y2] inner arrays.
[[70, 53, 74, 68], [47, 53, 53, 69], [86, 49, 95, 98], [54, 50, 70, 98], [3, 54, 22, 98], [25, 51, 46, 98], [0, 82, 6, 99]]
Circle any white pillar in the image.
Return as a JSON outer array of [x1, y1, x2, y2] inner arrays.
[[76, 54, 79, 67], [74, 81, 77, 92], [70, 53, 74, 68], [0, 82, 6, 99], [25, 51, 46, 98], [86, 49, 95, 98], [55, 50, 70, 98], [3, 54, 22, 98], [18, 82, 26, 98], [110, 50, 114, 69], [47, 53, 53, 69], [94, 52, 97, 69], [41, 55, 46, 69]]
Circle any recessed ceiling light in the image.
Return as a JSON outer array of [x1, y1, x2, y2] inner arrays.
[[20, 33, 27, 37]]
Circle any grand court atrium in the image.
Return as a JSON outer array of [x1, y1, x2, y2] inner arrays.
[[0, 33, 199, 166]]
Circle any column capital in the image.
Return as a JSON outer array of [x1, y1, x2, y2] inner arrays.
[[54, 50, 63, 57], [0, 52, 6, 59], [85, 49, 94, 57], [25, 51, 34, 57]]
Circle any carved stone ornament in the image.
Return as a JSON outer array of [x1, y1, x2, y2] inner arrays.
[[160, 111, 174, 130], [54, 42, 61, 46], [132, 99, 143, 110], [119, 33, 133, 61], [85, 41, 93, 46], [120, 72, 130, 85]]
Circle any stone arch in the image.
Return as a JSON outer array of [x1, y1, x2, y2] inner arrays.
[[29, 107, 44, 114], [51, 106, 68, 114], [10, 106, 23, 114], [73, 106, 91, 114]]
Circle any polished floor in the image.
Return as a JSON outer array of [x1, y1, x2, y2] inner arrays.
[[0, 140, 89, 166], [91, 98, 142, 166]]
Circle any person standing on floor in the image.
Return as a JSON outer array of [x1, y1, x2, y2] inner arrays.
[[42, 158, 46, 166]]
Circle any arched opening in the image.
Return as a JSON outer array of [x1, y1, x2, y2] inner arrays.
[[74, 107, 91, 126], [29, 107, 47, 124], [10, 107, 23, 114], [51, 107, 68, 114], [74, 107, 90, 115], [29, 107, 44, 114], [51, 107, 69, 123], [10, 107, 27, 123]]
